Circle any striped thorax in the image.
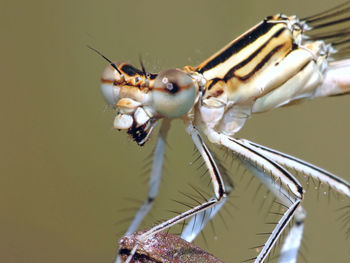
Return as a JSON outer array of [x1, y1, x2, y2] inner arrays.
[[100, 14, 341, 144]]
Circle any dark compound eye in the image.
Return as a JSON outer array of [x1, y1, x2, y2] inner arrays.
[[152, 69, 197, 118]]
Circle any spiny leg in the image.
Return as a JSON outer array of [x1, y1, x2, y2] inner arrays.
[[123, 124, 227, 263], [124, 119, 171, 235], [183, 132, 306, 261], [241, 139, 350, 198], [181, 154, 234, 242], [180, 194, 229, 242], [141, 125, 227, 235], [205, 130, 304, 263], [277, 206, 305, 263], [116, 119, 170, 263], [242, 158, 306, 263], [240, 139, 350, 262]]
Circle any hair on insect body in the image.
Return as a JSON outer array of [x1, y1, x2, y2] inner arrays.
[[92, 2, 350, 263]]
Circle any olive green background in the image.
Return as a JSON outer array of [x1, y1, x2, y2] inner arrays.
[[1, 0, 350, 262]]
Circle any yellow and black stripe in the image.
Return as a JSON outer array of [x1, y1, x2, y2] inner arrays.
[[196, 15, 295, 93]]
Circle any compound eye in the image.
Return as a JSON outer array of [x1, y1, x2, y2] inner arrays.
[[100, 61, 123, 106], [152, 69, 196, 118]]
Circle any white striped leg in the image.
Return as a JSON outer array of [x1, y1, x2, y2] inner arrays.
[[277, 206, 305, 263], [115, 119, 170, 263], [239, 139, 350, 262], [242, 158, 305, 263], [205, 131, 304, 263], [124, 119, 171, 235], [181, 155, 234, 242], [241, 139, 350, 197], [181, 196, 228, 242], [123, 125, 227, 262]]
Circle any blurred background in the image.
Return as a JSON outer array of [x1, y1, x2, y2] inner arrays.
[[1, 0, 350, 262]]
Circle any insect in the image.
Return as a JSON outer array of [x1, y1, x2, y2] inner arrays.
[[92, 2, 350, 262]]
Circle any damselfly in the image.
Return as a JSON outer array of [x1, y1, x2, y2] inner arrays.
[[92, 2, 350, 263]]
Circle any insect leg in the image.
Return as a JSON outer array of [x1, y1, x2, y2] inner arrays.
[[141, 125, 227, 235], [277, 206, 305, 263], [123, 125, 227, 262], [242, 157, 305, 263], [241, 139, 350, 197], [124, 119, 171, 235], [181, 154, 233, 242], [205, 131, 303, 263], [115, 119, 170, 263], [180, 195, 229, 242]]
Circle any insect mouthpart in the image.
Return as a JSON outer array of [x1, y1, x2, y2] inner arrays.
[[113, 100, 158, 146], [114, 113, 157, 146], [127, 117, 158, 146]]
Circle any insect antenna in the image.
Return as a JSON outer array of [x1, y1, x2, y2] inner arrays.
[[87, 45, 123, 75], [138, 54, 147, 76]]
